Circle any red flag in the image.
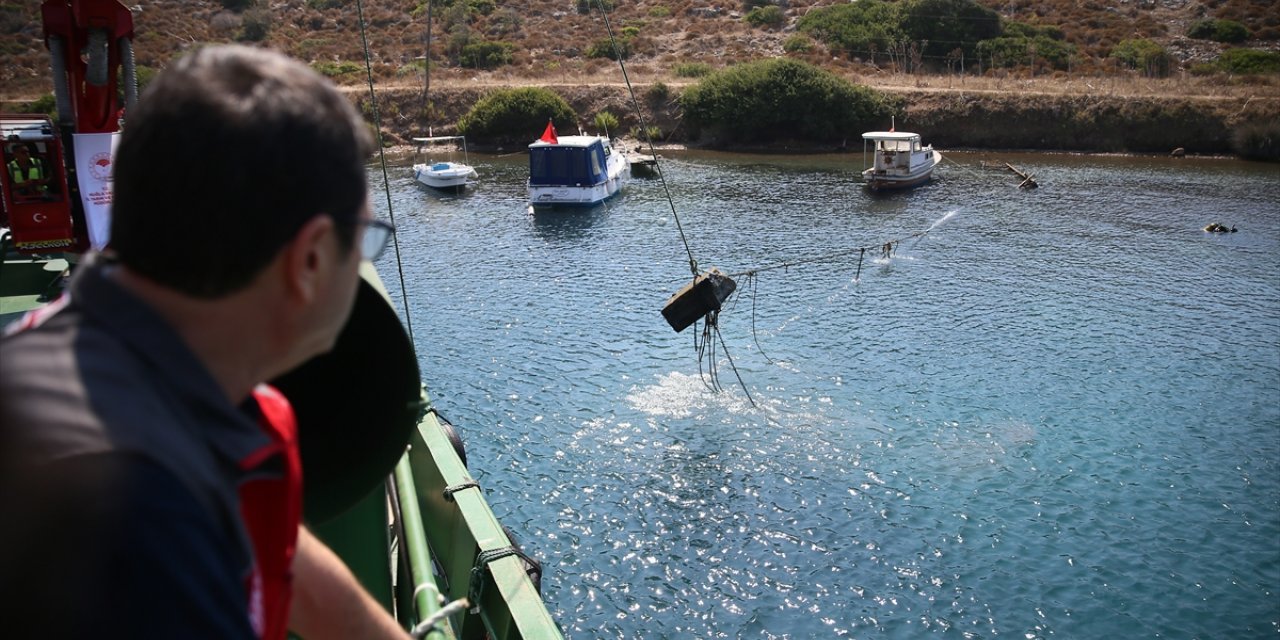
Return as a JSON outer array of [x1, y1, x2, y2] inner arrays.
[[539, 120, 558, 144]]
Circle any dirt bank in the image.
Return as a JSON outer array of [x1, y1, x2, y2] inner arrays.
[[367, 83, 1279, 157]]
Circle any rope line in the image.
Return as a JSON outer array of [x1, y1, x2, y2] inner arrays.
[[467, 546, 540, 613], [942, 155, 985, 180], [747, 274, 775, 365], [727, 224, 938, 279], [715, 322, 756, 408], [593, 0, 698, 278], [355, 0, 416, 348], [410, 598, 470, 639], [442, 480, 481, 502]]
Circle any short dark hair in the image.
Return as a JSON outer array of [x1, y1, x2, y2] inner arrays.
[[111, 45, 375, 298]]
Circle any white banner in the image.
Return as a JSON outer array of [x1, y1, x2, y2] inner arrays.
[[72, 132, 119, 250]]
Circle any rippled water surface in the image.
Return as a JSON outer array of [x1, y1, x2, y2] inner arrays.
[[370, 151, 1280, 639]]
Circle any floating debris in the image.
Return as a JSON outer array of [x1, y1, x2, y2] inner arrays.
[[1203, 222, 1237, 233], [1004, 162, 1039, 189]]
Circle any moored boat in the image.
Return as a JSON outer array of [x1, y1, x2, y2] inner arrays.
[[528, 122, 630, 208], [861, 131, 942, 191], [412, 136, 478, 192]]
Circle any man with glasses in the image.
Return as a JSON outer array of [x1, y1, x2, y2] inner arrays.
[[0, 46, 404, 639]]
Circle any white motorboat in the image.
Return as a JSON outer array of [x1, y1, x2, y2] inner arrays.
[[861, 131, 942, 191], [411, 136, 478, 192], [527, 122, 630, 208]]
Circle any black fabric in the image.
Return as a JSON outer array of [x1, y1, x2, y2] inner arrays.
[[0, 455, 257, 639], [0, 255, 275, 637]]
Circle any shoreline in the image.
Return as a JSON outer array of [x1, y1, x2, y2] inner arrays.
[[369, 83, 1279, 159]]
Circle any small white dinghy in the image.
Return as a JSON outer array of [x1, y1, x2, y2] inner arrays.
[[411, 136, 478, 192]]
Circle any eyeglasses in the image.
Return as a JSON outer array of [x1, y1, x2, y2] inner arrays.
[[357, 218, 395, 261]]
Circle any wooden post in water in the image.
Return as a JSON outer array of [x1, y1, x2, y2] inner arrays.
[[1004, 162, 1039, 189]]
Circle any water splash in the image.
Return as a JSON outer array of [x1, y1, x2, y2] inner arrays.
[[924, 208, 959, 235]]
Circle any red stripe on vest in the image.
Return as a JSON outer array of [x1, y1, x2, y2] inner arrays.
[[240, 384, 303, 640]]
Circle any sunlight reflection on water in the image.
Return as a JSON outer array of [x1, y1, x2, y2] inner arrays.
[[374, 152, 1280, 638]]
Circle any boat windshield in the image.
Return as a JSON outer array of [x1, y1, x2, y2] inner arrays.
[[877, 139, 919, 152]]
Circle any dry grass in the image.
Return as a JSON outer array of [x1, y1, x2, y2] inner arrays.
[[0, 0, 1277, 103], [852, 69, 1280, 100]]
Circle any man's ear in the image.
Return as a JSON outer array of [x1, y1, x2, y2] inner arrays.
[[282, 215, 336, 304]]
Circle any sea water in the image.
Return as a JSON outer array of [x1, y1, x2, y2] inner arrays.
[[371, 151, 1280, 639]]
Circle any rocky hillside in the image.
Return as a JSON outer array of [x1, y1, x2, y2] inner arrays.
[[1, 0, 1277, 99]]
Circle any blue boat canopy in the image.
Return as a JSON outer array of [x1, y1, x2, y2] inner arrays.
[[529, 137, 608, 186]]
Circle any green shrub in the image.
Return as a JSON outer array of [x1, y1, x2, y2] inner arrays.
[[646, 81, 671, 102], [594, 110, 620, 136], [977, 35, 1076, 70], [312, 61, 363, 79], [797, 0, 901, 59], [1232, 120, 1280, 161], [1217, 48, 1280, 74], [783, 34, 814, 54], [679, 58, 898, 143], [587, 37, 631, 60], [674, 62, 713, 78], [397, 59, 428, 77], [468, 0, 496, 15], [1188, 19, 1249, 44], [628, 125, 664, 142], [460, 40, 514, 69], [744, 5, 785, 28], [23, 93, 57, 117], [1004, 21, 1064, 40], [1110, 38, 1171, 77], [900, 0, 1000, 60], [457, 87, 577, 144], [134, 65, 158, 93], [648, 5, 671, 18], [577, 0, 614, 14], [238, 8, 271, 42], [742, 0, 772, 9]]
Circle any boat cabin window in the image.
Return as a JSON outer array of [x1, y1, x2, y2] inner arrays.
[[877, 139, 920, 153], [530, 141, 609, 186], [590, 146, 604, 176]]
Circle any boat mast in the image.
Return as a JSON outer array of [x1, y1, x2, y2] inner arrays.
[[422, 0, 433, 136]]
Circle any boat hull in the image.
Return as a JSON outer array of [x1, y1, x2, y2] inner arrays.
[[528, 162, 630, 208], [862, 150, 941, 191], [414, 162, 477, 191]]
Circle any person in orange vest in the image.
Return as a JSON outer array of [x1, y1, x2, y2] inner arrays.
[[7, 143, 50, 196], [0, 46, 405, 640]]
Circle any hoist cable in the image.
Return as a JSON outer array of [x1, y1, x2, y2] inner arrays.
[[593, 0, 699, 278], [356, 0, 416, 348]]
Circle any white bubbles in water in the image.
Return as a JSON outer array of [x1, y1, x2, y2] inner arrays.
[[625, 371, 761, 418]]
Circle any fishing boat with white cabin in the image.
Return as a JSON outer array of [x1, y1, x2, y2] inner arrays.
[[528, 121, 630, 208], [861, 130, 942, 191]]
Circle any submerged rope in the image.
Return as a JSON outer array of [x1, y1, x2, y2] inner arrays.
[[727, 221, 943, 279], [356, 0, 416, 347], [942, 154, 985, 180]]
